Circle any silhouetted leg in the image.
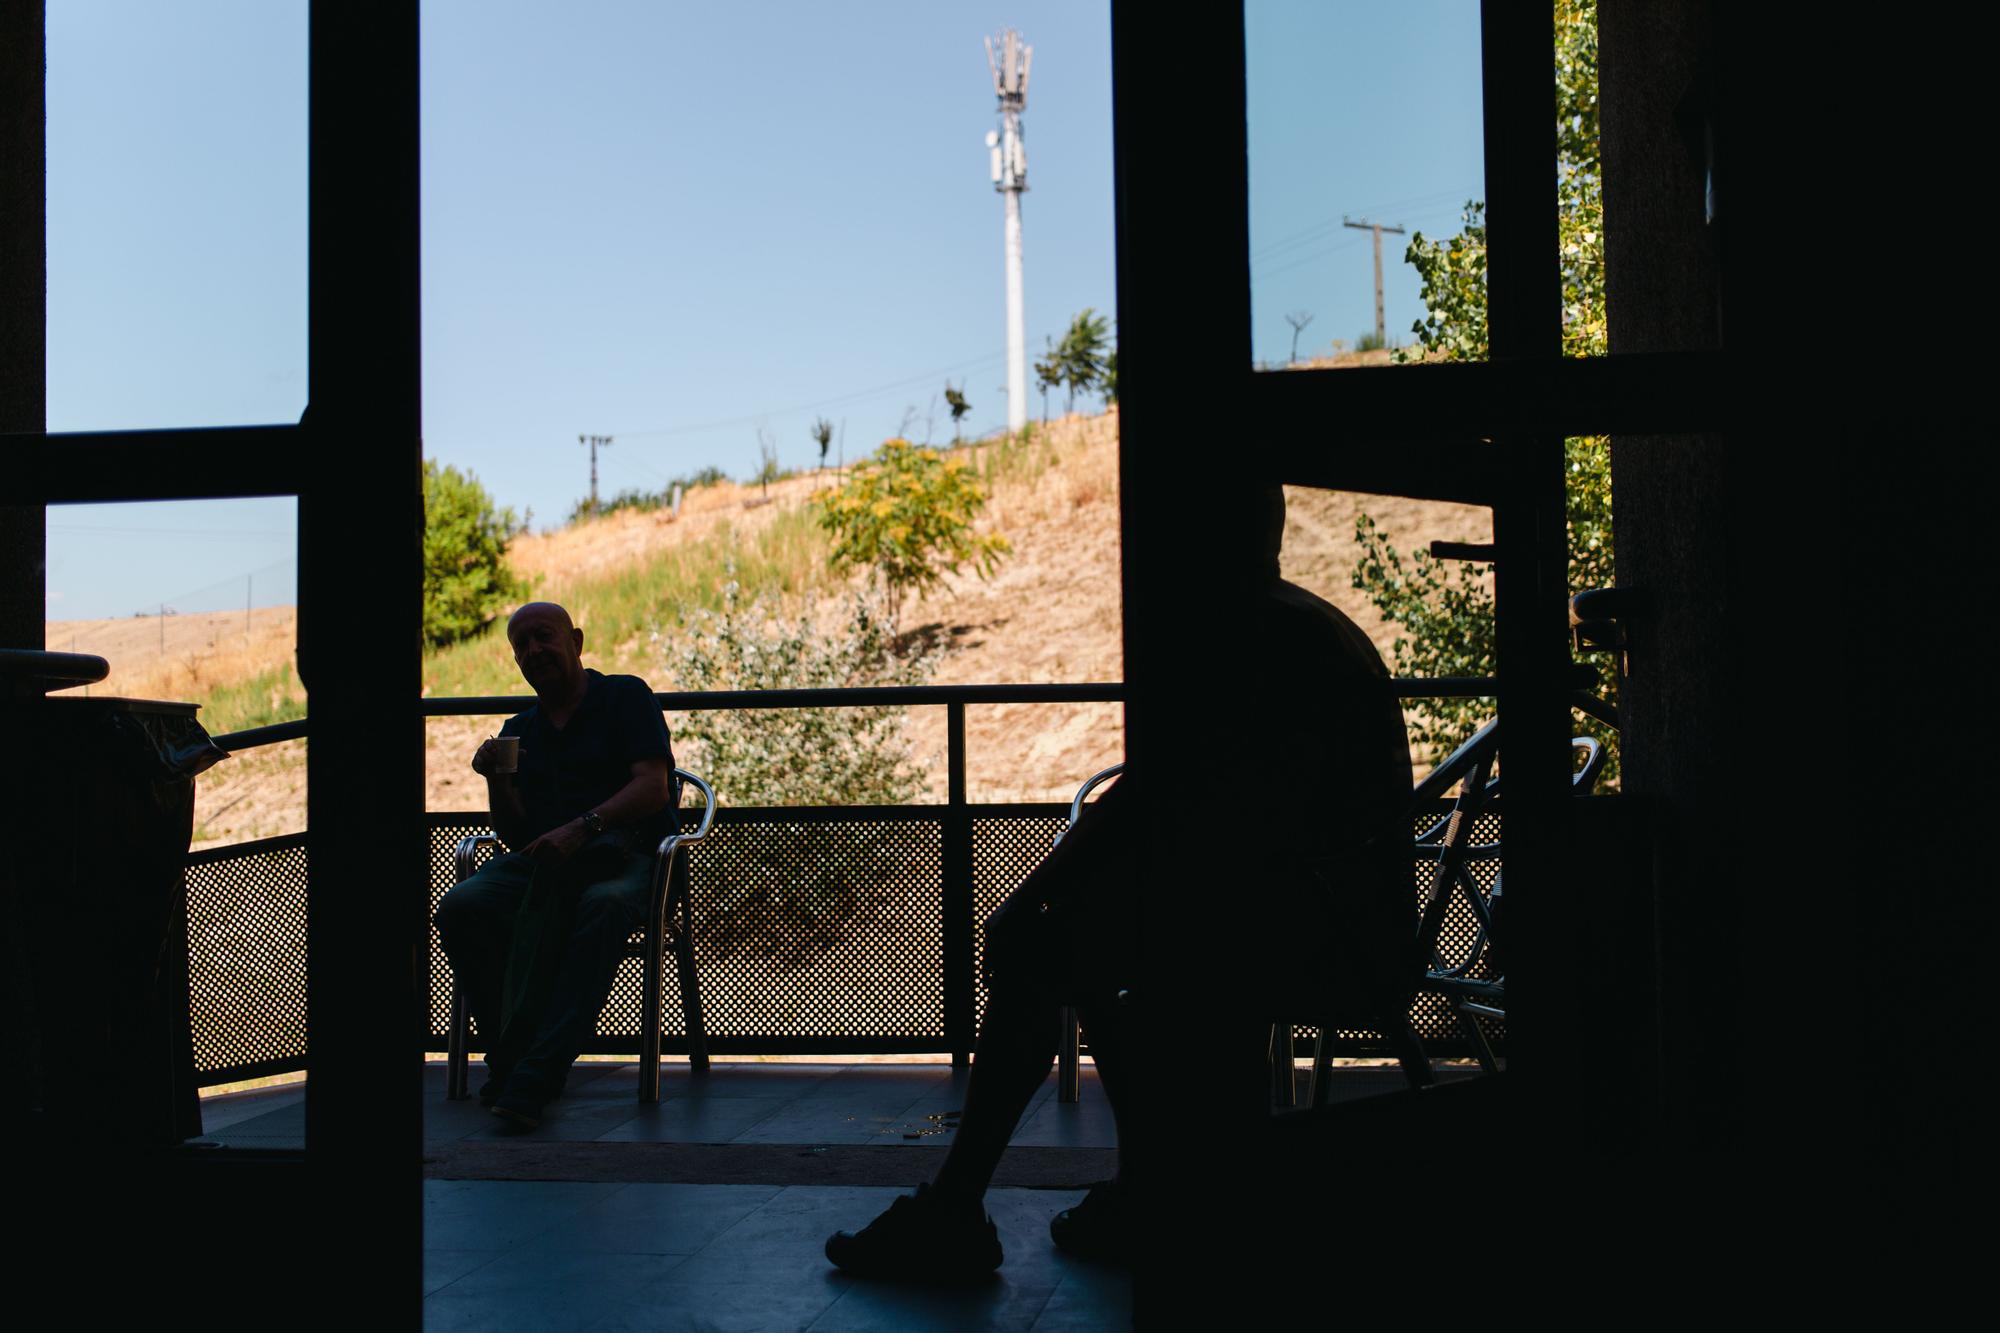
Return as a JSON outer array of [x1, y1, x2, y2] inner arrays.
[[929, 970, 1063, 1205], [932, 785, 1139, 1205], [1075, 996, 1132, 1183], [509, 851, 652, 1101], [433, 853, 534, 1056]]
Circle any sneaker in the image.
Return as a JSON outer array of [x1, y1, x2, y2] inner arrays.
[[825, 1183, 1003, 1281], [490, 1090, 545, 1133], [1049, 1180, 1128, 1263]]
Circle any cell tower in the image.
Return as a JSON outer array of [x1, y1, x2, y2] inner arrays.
[[984, 29, 1032, 433]]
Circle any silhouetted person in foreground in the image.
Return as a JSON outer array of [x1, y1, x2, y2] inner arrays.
[[433, 602, 677, 1131], [825, 486, 1415, 1279]]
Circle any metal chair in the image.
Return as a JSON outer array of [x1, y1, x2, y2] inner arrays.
[[1292, 719, 1502, 1107], [1407, 732, 1608, 1077], [444, 767, 717, 1104], [1045, 751, 1473, 1107]]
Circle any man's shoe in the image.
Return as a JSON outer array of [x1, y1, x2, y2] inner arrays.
[[490, 1090, 545, 1133], [1049, 1180, 1128, 1263], [825, 1183, 1003, 1282]]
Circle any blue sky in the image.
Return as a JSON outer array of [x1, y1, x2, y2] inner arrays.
[[44, 0, 1482, 623]]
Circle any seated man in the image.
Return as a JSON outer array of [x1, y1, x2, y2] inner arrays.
[[433, 601, 678, 1131], [824, 485, 1416, 1278]]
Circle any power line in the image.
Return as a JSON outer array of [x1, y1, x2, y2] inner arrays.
[[601, 350, 1009, 443], [1252, 204, 1466, 279], [1249, 188, 1470, 262]]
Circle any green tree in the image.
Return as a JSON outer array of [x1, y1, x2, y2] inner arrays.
[[810, 417, 835, 475], [812, 438, 1011, 625], [1055, 308, 1111, 413], [1356, 0, 1614, 769], [1033, 337, 1061, 424], [943, 382, 972, 443], [423, 459, 526, 648]]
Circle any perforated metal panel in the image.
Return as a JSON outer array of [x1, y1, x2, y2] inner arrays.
[[183, 802, 1504, 1085], [183, 834, 309, 1082], [424, 810, 966, 1048], [972, 814, 1069, 1026]]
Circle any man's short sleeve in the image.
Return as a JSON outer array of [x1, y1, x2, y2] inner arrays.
[[611, 676, 674, 765]]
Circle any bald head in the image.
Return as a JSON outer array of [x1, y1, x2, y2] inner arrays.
[[508, 601, 576, 635], [507, 602, 585, 699]]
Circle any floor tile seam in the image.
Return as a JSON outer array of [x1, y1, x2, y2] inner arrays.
[[421, 1246, 516, 1299], [800, 1280, 860, 1330]]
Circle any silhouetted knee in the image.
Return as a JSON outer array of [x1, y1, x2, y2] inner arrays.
[[433, 889, 479, 950], [573, 883, 644, 940]]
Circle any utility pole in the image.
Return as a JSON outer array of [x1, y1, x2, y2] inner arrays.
[[578, 434, 612, 514], [1343, 217, 1406, 347], [985, 29, 1032, 434]]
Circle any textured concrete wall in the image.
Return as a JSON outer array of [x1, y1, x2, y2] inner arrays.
[[1, 2, 44, 650], [1599, 0, 1740, 1145]]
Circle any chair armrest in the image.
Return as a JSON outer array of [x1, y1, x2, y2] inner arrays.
[[656, 768, 716, 858], [1055, 762, 1126, 845], [453, 832, 500, 882]]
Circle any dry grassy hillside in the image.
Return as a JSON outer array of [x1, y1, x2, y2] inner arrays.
[[47, 404, 1492, 848]]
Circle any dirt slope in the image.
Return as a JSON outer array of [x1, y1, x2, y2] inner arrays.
[[47, 406, 1490, 847]]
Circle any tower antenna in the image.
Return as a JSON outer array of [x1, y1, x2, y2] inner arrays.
[[984, 29, 1032, 434]]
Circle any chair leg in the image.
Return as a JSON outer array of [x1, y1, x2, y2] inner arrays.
[[641, 917, 664, 1104], [675, 929, 710, 1075], [1383, 1014, 1435, 1090], [447, 982, 470, 1101], [1306, 1026, 1332, 1109], [1269, 1023, 1298, 1107], [1058, 1006, 1080, 1103], [1455, 1004, 1501, 1075]]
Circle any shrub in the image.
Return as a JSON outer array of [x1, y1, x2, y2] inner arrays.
[[813, 438, 1010, 624], [659, 580, 939, 963], [423, 459, 526, 648]]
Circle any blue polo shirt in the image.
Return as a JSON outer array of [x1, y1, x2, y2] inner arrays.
[[498, 670, 677, 847]]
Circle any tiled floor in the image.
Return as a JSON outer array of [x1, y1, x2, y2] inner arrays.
[[191, 1059, 1453, 1328], [199, 1061, 1131, 1329]]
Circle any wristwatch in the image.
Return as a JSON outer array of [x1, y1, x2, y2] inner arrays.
[[580, 810, 606, 836]]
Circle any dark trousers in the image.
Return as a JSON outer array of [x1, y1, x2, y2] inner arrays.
[[433, 848, 652, 1098], [933, 778, 1145, 1200]]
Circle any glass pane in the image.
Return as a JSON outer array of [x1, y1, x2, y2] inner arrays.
[[43, 497, 303, 845], [1246, 0, 1485, 368], [46, 1, 308, 431], [420, 3, 1120, 809]]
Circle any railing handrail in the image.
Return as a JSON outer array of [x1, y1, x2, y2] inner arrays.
[[210, 673, 1611, 753]]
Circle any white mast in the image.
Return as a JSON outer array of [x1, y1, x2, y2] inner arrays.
[[985, 30, 1031, 434]]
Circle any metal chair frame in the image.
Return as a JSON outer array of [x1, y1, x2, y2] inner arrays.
[[1410, 733, 1607, 1076], [1045, 722, 1528, 1108], [444, 768, 717, 1105]]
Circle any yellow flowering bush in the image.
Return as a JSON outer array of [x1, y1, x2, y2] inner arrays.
[[813, 438, 1011, 624]]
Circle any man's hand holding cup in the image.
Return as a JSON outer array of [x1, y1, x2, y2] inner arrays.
[[472, 735, 521, 779]]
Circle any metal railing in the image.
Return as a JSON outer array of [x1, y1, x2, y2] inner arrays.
[[183, 678, 1600, 1086]]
